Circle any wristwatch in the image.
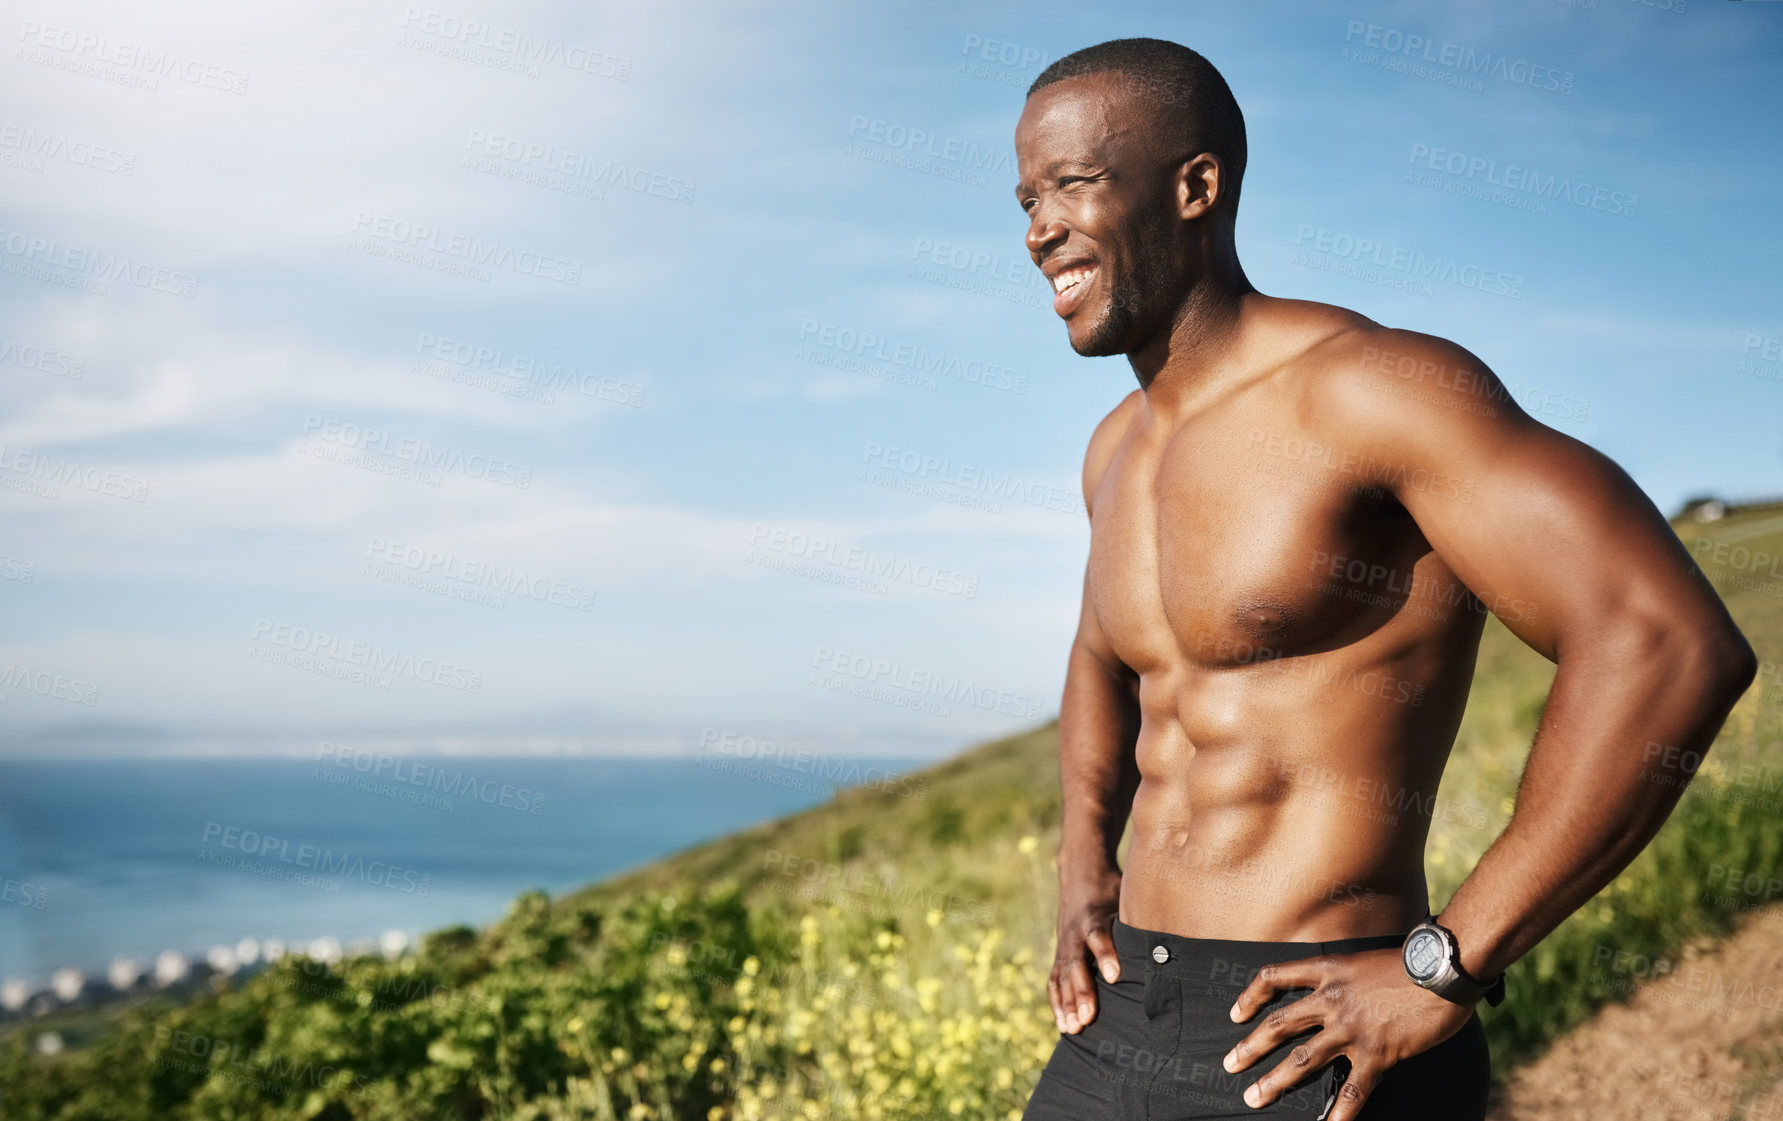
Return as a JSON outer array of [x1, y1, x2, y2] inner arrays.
[[1402, 912, 1506, 1007]]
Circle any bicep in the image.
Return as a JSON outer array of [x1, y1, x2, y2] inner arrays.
[[1073, 563, 1129, 677], [1381, 383, 1713, 661], [1075, 393, 1140, 675]]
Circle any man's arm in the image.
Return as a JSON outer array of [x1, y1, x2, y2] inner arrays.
[[1049, 392, 1143, 1036], [1222, 329, 1757, 1121], [1329, 328, 1758, 983]]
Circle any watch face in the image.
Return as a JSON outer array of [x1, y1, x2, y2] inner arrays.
[[1404, 929, 1444, 981]]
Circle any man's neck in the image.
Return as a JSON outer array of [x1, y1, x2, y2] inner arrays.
[[1128, 261, 1256, 411]]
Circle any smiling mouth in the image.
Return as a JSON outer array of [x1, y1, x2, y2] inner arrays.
[[1050, 263, 1097, 317], [1050, 264, 1096, 295]]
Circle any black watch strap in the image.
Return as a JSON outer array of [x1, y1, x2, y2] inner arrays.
[[1452, 956, 1507, 1007], [1433, 912, 1507, 1008]]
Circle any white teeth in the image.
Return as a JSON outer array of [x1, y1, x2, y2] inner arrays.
[[1052, 267, 1094, 294]]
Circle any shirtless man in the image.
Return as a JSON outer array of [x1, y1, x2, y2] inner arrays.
[[1014, 39, 1756, 1121]]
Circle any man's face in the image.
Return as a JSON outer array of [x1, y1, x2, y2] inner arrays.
[[1014, 72, 1183, 357]]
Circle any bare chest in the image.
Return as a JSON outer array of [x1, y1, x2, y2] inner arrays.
[[1087, 417, 1429, 673]]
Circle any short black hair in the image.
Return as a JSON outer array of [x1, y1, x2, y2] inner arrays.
[[1027, 38, 1247, 209]]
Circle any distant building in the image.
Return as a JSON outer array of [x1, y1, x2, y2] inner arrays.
[[154, 950, 190, 988], [1674, 496, 1783, 524]]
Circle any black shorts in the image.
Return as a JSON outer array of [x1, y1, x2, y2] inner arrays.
[[1022, 918, 1491, 1120]]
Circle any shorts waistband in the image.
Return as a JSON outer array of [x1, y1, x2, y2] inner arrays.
[[1112, 917, 1409, 985]]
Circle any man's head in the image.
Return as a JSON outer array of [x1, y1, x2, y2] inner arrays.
[[1014, 38, 1246, 357]]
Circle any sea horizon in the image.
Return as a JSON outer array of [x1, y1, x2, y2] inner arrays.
[[0, 752, 941, 985]]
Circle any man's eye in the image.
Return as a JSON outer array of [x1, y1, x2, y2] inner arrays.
[[1020, 176, 1092, 211]]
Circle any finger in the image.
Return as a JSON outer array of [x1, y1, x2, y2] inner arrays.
[[1223, 993, 1327, 1075], [1239, 1036, 1341, 1109], [1229, 955, 1324, 1023], [1047, 969, 1064, 1031], [1050, 963, 1079, 1033], [1063, 956, 1097, 1033], [1322, 1060, 1382, 1121], [1083, 925, 1120, 984], [1054, 958, 1081, 1033]]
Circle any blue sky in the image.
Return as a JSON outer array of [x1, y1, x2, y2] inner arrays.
[[1, 0, 1779, 759]]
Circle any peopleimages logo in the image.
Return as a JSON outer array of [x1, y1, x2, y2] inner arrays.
[[812, 646, 1044, 719], [959, 34, 1048, 70], [300, 416, 533, 489], [845, 114, 1010, 178], [797, 320, 1026, 394], [348, 213, 582, 285], [364, 536, 596, 612], [398, 8, 631, 80], [316, 741, 546, 814], [747, 525, 979, 598], [699, 727, 929, 801], [1, 876, 48, 909], [1292, 225, 1525, 300], [1406, 143, 1637, 218], [0, 662, 99, 707], [0, 337, 85, 379], [0, 442, 148, 501], [413, 332, 646, 406], [0, 122, 135, 175], [15, 21, 251, 94], [200, 821, 432, 895], [860, 440, 1084, 516], [905, 237, 1050, 310], [250, 618, 484, 693], [0, 226, 198, 297], [464, 130, 693, 204], [1341, 21, 1575, 95]]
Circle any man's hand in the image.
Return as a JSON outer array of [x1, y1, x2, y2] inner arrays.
[[1221, 947, 1474, 1120], [1048, 864, 1123, 1034]]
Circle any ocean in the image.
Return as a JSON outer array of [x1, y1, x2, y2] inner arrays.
[[0, 754, 922, 983]]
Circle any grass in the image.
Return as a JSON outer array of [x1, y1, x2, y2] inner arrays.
[[4, 503, 1780, 1119]]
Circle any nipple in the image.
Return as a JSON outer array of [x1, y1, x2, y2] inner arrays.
[[1237, 601, 1295, 637]]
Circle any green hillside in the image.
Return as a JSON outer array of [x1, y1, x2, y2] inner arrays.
[[5, 501, 1781, 1121]]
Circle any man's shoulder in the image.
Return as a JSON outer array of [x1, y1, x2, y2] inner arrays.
[[1092, 387, 1144, 443], [1288, 316, 1528, 441], [1082, 390, 1143, 511]]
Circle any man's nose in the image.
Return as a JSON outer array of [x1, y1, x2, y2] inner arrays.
[[1026, 212, 1066, 258]]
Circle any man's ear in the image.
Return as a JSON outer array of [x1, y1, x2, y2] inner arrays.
[[1176, 153, 1226, 220]]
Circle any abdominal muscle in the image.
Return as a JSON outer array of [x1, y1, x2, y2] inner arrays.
[[1115, 660, 1458, 943]]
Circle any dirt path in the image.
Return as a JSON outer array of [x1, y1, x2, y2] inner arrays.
[[1488, 903, 1783, 1121]]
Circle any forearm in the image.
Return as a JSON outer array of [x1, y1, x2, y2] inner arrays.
[[1058, 639, 1142, 878], [1438, 623, 1757, 981]]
